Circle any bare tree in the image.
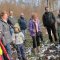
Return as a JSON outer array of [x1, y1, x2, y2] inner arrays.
[[0, 0, 58, 18]]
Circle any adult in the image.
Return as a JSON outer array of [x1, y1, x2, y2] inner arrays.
[[0, 11, 12, 60], [29, 13, 43, 55], [18, 13, 27, 40], [8, 11, 17, 26], [57, 10, 60, 44], [42, 7, 57, 43], [7, 11, 17, 35]]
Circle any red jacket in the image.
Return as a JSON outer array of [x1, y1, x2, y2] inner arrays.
[[0, 39, 10, 60]]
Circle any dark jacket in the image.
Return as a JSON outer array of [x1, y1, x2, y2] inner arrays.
[[57, 14, 60, 26], [42, 12, 56, 27], [7, 19, 13, 26], [18, 16, 27, 30], [7, 16, 17, 27]]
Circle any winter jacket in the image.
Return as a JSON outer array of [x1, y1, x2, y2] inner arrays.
[[42, 12, 56, 27], [29, 19, 41, 36], [12, 32, 24, 44], [0, 19, 12, 45], [7, 16, 17, 26], [18, 17, 27, 30]]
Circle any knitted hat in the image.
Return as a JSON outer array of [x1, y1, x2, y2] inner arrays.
[[14, 23, 20, 31]]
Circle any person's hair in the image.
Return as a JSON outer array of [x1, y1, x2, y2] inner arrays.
[[14, 27, 20, 33], [0, 11, 8, 17], [45, 7, 48, 10], [31, 13, 37, 19]]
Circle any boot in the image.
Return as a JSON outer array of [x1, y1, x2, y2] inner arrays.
[[37, 46, 40, 53], [33, 48, 37, 56]]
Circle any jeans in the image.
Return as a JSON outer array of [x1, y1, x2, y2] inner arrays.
[[3, 43, 12, 60], [16, 44, 26, 60], [21, 30, 26, 40], [10, 27, 14, 35]]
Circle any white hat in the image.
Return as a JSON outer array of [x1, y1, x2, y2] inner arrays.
[[14, 23, 20, 30]]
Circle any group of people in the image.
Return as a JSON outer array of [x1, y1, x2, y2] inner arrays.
[[0, 6, 60, 60], [0, 11, 27, 60], [29, 7, 60, 55]]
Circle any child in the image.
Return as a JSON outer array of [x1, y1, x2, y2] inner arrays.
[[0, 39, 10, 60], [12, 23, 27, 60], [29, 13, 44, 55]]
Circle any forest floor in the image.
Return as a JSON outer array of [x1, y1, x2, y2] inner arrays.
[[11, 29, 60, 60]]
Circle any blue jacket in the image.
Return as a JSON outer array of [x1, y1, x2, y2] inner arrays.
[[18, 17, 27, 30]]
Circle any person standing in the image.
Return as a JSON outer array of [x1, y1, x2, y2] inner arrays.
[[8, 11, 17, 26], [7, 11, 17, 35], [29, 13, 43, 55], [57, 10, 60, 44], [42, 7, 57, 44], [0, 11, 12, 60], [18, 13, 27, 40], [12, 23, 27, 60]]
